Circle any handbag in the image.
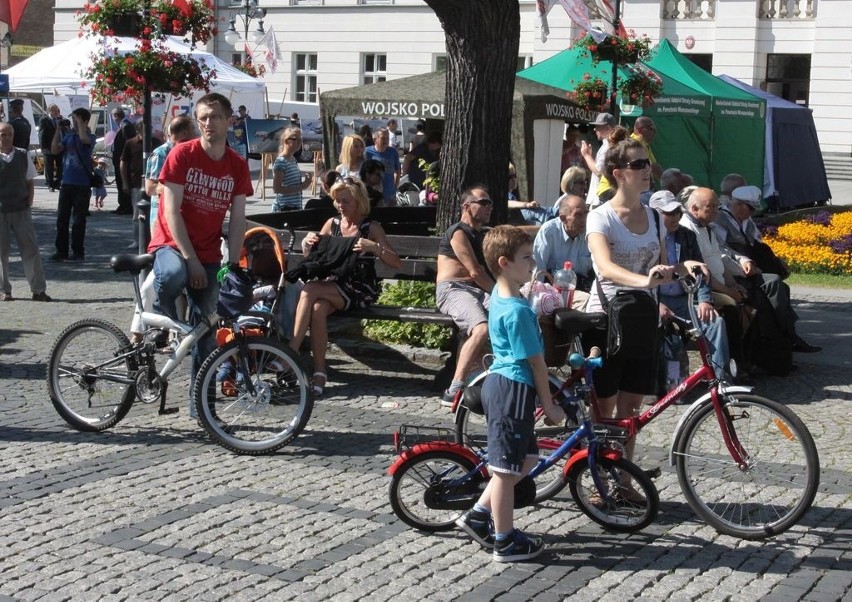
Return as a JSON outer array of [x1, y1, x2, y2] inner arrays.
[[598, 285, 659, 358]]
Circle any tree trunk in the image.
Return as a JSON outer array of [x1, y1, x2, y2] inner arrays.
[[425, 0, 520, 231]]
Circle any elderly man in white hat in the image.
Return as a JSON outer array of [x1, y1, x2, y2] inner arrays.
[[649, 190, 735, 385], [712, 183, 821, 354]]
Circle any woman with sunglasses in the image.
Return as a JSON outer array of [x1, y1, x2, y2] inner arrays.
[[335, 134, 366, 180], [272, 126, 313, 211], [584, 137, 676, 502], [289, 177, 401, 396]]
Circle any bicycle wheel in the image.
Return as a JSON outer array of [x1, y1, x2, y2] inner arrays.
[[454, 374, 570, 503], [675, 394, 819, 539], [389, 450, 483, 531], [47, 318, 136, 432], [193, 336, 312, 455], [567, 456, 659, 532]]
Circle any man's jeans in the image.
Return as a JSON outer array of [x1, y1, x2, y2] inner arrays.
[[55, 185, 90, 257], [660, 294, 730, 379], [152, 246, 220, 415]]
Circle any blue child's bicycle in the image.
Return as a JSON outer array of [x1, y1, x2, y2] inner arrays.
[[387, 349, 660, 533]]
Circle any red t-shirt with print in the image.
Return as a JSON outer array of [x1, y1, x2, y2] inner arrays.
[[148, 139, 253, 263]]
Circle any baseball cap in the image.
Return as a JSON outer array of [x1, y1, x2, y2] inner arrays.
[[731, 185, 762, 209], [648, 190, 682, 213], [591, 112, 615, 127]]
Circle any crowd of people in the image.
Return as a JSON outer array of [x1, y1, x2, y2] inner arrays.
[[0, 94, 830, 563]]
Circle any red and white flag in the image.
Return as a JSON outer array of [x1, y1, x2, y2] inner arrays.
[[257, 26, 281, 74], [536, 0, 592, 42]]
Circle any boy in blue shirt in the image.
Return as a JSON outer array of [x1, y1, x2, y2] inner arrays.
[[456, 225, 566, 562]]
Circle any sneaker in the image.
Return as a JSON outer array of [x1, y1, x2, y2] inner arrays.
[[49, 253, 67, 262], [493, 529, 544, 563], [791, 335, 821, 353], [67, 254, 85, 262], [440, 389, 458, 408], [32, 292, 52, 302], [455, 509, 494, 549]]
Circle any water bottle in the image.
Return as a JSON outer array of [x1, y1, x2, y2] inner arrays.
[[553, 261, 577, 308]]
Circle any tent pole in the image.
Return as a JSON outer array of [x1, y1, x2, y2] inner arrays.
[[609, 0, 622, 118]]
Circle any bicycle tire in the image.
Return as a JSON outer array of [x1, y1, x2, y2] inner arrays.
[[192, 336, 312, 455], [454, 373, 570, 503], [675, 394, 819, 540], [567, 456, 659, 532], [47, 318, 136, 432], [389, 450, 482, 531]]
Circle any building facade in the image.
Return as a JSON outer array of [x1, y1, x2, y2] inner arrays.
[[51, 0, 851, 155]]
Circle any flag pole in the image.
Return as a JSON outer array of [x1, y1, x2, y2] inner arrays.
[[609, 0, 622, 118]]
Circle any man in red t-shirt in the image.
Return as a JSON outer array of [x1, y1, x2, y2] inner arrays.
[[148, 93, 252, 414]]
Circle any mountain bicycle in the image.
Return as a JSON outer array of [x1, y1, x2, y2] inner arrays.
[[46, 253, 312, 455], [388, 349, 660, 534], [454, 271, 820, 540]]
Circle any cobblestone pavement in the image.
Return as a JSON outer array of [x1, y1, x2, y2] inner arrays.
[[0, 183, 850, 601]]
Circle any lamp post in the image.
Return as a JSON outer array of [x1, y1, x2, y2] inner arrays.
[[223, 0, 267, 63], [609, 0, 622, 117]]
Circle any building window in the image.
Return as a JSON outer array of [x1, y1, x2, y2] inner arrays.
[[231, 53, 243, 66], [517, 56, 532, 71], [294, 53, 318, 103], [363, 53, 387, 84], [291, 0, 321, 5], [360, 0, 393, 4], [683, 53, 712, 72], [766, 54, 811, 105], [434, 55, 447, 71]]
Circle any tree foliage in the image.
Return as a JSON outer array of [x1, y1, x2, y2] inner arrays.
[[424, 0, 520, 230]]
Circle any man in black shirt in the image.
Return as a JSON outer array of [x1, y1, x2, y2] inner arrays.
[[8, 99, 32, 150]]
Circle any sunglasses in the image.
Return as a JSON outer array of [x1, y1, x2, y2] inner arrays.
[[469, 198, 493, 207], [285, 137, 301, 142], [622, 158, 651, 170]]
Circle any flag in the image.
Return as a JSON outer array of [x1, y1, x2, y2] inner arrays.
[[257, 26, 281, 74], [538, 0, 626, 41], [244, 41, 253, 65], [536, 0, 557, 43], [594, 0, 628, 36], [0, 0, 29, 32]]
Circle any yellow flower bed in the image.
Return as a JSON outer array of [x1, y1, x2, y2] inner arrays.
[[763, 211, 852, 275]]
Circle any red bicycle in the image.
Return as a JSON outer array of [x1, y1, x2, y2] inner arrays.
[[453, 272, 820, 540]]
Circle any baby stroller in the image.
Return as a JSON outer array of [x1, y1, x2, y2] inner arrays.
[[396, 181, 421, 207]]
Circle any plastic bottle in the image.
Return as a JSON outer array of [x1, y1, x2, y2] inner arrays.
[[553, 261, 577, 308]]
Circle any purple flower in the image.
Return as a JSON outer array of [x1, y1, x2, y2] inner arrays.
[[829, 234, 852, 254], [812, 211, 832, 227]]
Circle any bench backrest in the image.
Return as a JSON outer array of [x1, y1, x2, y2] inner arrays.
[[249, 205, 439, 236]]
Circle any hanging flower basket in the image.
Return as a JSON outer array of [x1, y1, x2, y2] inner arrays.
[[81, 39, 215, 104], [77, 0, 216, 48], [234, 62, 266, 78], [568, 74, 610, 111], [574, 32, 652, 66], [618, 64, 664, 107]]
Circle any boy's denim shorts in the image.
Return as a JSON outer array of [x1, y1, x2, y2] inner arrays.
[[482, 373, 538, 476]]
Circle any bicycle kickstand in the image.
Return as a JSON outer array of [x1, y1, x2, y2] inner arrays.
[[157, 381, 179, 415]]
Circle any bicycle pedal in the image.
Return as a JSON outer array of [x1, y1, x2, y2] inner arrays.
[[644, 467, 661, 479]]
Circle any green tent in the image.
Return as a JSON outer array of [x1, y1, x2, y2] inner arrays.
[[518, 39, 766, 191]]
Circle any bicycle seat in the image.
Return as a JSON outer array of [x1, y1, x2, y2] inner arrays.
[[553, 308, 607, 334], [110, 253, 155, 275]]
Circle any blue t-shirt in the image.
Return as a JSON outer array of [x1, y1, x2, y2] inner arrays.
[[365, 145, 400, 202], [61, 132, 96, 187], [488, 289, 543, 387]]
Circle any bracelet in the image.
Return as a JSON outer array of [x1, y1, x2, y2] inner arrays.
[[377, 244, 384, 256]]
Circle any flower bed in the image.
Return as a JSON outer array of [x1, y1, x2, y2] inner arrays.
[[761, 211, 852, 275]]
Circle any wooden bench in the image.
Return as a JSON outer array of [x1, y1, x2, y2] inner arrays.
[[247, 206, 461, 386]]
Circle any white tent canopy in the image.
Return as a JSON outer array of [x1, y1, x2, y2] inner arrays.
[[5, 35, 265, 97]]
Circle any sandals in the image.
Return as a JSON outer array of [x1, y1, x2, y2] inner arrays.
[[312, 372, 327, 397]]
